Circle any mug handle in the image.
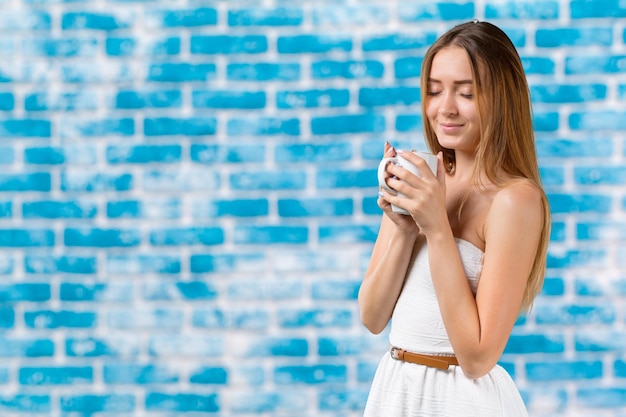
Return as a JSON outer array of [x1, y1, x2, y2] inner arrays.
[[377, 157, 397, 192]]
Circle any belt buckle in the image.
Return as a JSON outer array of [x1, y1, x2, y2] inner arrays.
[[390, 346, 402, 361]]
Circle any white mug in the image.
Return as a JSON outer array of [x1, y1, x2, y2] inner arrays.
[[377, 151, 438, 215]]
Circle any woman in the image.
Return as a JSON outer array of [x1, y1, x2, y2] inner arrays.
[[359, 21, 551, 416]]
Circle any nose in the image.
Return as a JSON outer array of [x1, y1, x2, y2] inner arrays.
[[438, 92, 457, 116]]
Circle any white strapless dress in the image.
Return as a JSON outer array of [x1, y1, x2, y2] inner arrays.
[[364, 239, 528, 417]]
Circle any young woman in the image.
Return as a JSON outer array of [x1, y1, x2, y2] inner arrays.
[[359, 21, 551, 416]]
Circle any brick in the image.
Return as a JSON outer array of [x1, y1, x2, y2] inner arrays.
[[106, 36, 180, 56], [362, 33, 437, 51], [0, 119, 51, 137], [61, 172, 133, 192], [227, 280, 302, 300], [504, 333, 565, 355], [24, 146, 97, 165], [64, 228, 140, 247], [193, 308, 269, 330], [60, 395, 135, 413], [189, 367, 228, 385], [277, 308, 352, 327], [577, 388, 626, 408], [311, 114, 385, 135], [149, 227, 224, 246], [234, 225, 308, 244], [531, 84, 607, 103], [23, 38, 98, 57], [319, 224, 379, 243], [311, 60, 384, 79], [60, 282, 133, 302], [526, 360, 603, 381], [0, 173, 51, 192], [535, 303, 615, 325], [144, 117, 216, 136], [143, 281, 217, 301], [522, 57, 556, 74], [0, 11, 51, 30], [395, 57, 422, 79], [24, 310, 96, 329], [575, 331, 626, 352], [0, 306, 14, 328], [313, 6, 389, 25], [146, 63, 216, 82], [227, 117, 300, 136], [535, 138, 613, 158], [358, 86, 420, 107], [276, 89, 349, 109], [108, 308, 183, 329], [275, 143, 352, 162], [65, 337, 140, 357], [571, 0, 626, 18], [114, 90, 182, 109], [145, 393, 219, 413], [143, 169, 219, 191], [62, 12, 133, 30], [577, 221, 626, 240], [0, 229, 54, 247], [278, 35, 352, 54], [399, 3, 475, 21], [536, 28, 612, 47], [190, 35, 267, 54], [192, 198, 269, 218], [0, 395, 50, 413], [148, 335, 223, 357], [230, 391, 307, 413], [104, 363, 178, 384], [228, 8, 303, 26], [274, 365, 347, 384], [107, 254, 181, 274], [485, 2, 559, 19], [25, 91, 98, 111], [566, 55, 626, 74], [106, 144, 182, 163], [192, 90, 266, 109], [19, 367, 93, 385], [319, 389, 370, 411], [316, 168, 378, 188], [547, 249, 607, 268], [0, 338, 54, 357], [312, 280, 360, 300], [547, 193, 612, 213], [107, 199, 181, 219], [22, 200, 98, 218], [227, 63, 300, 81], [145, 7, 217, 28], [278, 198, 354, 217], [230, 171, 306, 190], [0, 93, 13, 111], [59, 117, 134, 138], [0, 283, 50, 302]]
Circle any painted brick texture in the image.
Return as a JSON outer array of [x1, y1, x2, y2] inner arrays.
[[1, 0, 625, 416]]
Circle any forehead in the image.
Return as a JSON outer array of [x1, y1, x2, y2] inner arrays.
[[429, 46, 473, 81]]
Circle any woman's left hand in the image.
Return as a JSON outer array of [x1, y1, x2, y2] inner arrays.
[[380, 150, 448, 236]]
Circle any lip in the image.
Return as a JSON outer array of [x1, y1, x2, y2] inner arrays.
[[438, 122, 464, 134]]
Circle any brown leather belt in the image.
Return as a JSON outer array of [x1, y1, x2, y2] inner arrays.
[[390, 346, 459, 370]]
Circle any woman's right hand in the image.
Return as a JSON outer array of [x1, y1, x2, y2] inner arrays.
[[377, 142, 420, 233]]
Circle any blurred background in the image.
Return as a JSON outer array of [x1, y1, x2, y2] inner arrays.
[[1, 0, 625, 416]]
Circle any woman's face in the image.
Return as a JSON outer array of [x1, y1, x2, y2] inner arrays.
[[425, 46, 480, 153]]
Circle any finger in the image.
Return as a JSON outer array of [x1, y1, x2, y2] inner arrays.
[[384, 141, 396, 157], [436, 152, 446, 186]]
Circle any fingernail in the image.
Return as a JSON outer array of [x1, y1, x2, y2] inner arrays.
[[397, 149, 404, 154], [378, 191, 385, 197]]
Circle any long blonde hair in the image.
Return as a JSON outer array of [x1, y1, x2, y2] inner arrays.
[[420, 21, 551, 312]]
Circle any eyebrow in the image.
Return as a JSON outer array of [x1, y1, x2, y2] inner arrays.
[[427, 78, 473, 85]]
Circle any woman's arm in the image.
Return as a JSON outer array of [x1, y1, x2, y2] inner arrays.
[[358, 214, 421, 334], [426, 182, 543, 379]]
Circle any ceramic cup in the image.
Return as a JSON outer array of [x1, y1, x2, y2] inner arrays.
[[377, 151, 438, 215]]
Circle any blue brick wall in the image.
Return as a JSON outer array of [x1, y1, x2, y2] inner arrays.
[[1, 1, 625, 416]]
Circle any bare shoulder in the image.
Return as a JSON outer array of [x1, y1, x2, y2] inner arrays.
[[486, 179, 544, 236]]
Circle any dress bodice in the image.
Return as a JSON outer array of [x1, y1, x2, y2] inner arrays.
[[389, 238, 485, 354]]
